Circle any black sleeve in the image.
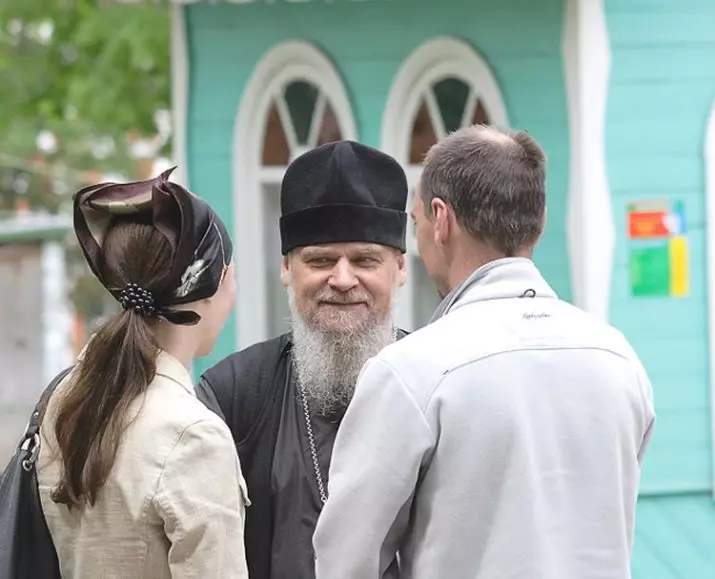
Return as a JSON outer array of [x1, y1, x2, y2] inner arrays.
[[197, 335, 289, 446], [195, 376, 227, 423]]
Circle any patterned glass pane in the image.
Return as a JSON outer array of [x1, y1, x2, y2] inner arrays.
[[433, 77, 470, 134], [284, 80, 319, 145], [262, 102, 290, 166], [409, 100, 437, 165], [316, 102, 342, 146], [472, 99, 490, 125]]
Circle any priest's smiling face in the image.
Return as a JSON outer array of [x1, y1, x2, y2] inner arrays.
[[282, 242, 406, 335], [280, 241, 407, 414]]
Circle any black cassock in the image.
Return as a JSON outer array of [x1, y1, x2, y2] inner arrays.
[[197, 333, 337, 579], [270, 369, 339, 579], [197, 331, 406, 579]]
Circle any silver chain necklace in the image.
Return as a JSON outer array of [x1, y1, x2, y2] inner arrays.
[[297, 382, 328, 504]]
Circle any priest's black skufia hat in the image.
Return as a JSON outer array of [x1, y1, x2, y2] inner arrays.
[[73, 167, 232, 326], [279, 140, 408, 255]]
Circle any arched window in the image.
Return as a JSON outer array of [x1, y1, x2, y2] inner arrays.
[[409, 77, 490, 164], [234, 41, 356, 348], [381, 37, 509, 331], [262, 80, 343, 166]]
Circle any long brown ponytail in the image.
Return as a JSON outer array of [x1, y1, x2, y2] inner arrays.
[[52, 220, 173, 508]]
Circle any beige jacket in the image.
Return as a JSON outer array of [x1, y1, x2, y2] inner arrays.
[[37, 351, 250, 579]]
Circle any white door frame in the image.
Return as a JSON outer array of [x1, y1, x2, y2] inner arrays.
[[562, 0, 614, 320]]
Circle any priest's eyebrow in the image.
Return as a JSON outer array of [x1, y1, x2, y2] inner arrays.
[[302, 245, 384, 260], [348, 245, 387, 261], [301, 247, 337, 260]]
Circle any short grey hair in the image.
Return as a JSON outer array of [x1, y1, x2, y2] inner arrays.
[[420, 125, 546, 256]]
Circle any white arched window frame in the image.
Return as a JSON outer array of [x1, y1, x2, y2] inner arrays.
[[233, 40, 357, 349], [705, 102, 715, 498], [381, 36, 510, 330]]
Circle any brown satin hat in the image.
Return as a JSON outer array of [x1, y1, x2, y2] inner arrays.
[[73, 167, 233, 325]]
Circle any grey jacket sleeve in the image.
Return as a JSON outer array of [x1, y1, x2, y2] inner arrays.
[[634, 359, 656, 464], [313, 357, 434, 579]]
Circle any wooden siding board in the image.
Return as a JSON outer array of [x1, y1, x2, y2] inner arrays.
[[634, 495, 715, 578], [605, 0, 715, 492]]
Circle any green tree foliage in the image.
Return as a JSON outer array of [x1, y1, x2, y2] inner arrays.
[[0, 0, 171, 212], [0, 0, 171, 328]]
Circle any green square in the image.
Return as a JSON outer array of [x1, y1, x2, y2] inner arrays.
[[629, 244, 670, 297]]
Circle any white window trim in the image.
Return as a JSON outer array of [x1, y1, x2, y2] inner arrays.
[[562, 0, 614, 321], [705, 102, 715, 498], [380, 36, 510, 330], [170, 4, 189, 188], [233, 40, 357, 349]]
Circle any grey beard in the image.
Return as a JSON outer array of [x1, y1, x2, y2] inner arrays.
[[288, 289, 396, 417]]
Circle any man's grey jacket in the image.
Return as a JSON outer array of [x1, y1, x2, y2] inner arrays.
[[314, 257, 656, 579]]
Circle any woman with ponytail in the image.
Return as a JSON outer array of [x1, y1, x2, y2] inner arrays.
[[36, 168, 249, 578]]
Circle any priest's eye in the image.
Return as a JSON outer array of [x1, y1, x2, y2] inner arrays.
[[355, 257, 380, 267], [308, 258, 333, 267]]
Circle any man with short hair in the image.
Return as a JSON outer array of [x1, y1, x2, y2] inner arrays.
[[197, 140, 408, 579], [313, 125, 655, 579]]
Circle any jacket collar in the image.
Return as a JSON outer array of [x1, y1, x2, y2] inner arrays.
[[430, 257, 557, 322], [155, 351, 195, 395]]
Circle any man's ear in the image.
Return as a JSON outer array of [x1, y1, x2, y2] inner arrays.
[[431, 198, 453, 246], [280, 255, 290, 287]]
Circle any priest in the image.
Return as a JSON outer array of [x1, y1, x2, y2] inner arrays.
[[197, 140, 409, 579]]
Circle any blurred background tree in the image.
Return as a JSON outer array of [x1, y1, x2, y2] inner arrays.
[[0, 0, 171, 330]]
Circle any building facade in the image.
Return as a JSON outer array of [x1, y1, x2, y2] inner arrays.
[[0, 214, 73, 463], [166, 0, 715, 575]]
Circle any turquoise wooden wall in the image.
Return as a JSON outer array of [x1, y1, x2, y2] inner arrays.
[[184, 0, 571, 372], [184, 0, 715, 574], [605, 0, 715, 576], [605, 0, 715, 494], [633, 495, 715, 576]]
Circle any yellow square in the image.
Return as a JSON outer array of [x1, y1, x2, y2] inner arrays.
[[668, 236, 688, 297]]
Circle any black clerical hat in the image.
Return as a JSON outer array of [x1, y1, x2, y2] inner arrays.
[[279, 141, 408, 255]]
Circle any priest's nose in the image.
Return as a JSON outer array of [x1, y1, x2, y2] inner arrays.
[[328, 259, 359, 292]]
